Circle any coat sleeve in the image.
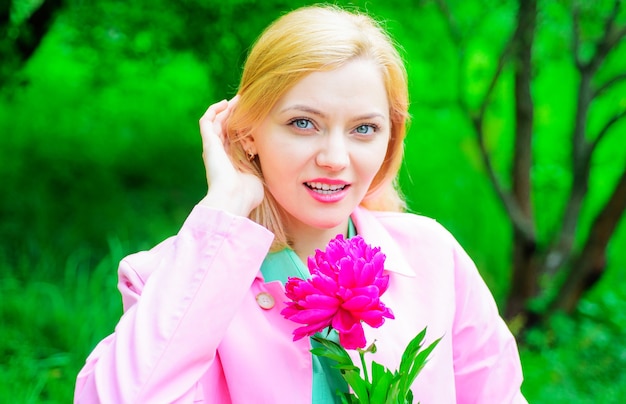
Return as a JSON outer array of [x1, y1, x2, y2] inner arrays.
[[74, 205, 274, 403], [451, 240, 528, 404]]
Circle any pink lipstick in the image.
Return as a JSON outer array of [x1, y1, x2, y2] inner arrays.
[[304, 179, 350, 203]]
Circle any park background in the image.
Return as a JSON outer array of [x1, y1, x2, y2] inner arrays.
[[1, 0, 625, 402]]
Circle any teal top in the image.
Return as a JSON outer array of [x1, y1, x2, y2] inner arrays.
[[259, 219, 356, 403]]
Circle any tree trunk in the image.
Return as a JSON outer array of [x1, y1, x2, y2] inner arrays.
[[505, 0, 538, 321], [543, 0, 626, 315], [550, 168, 626, 313], [0, 0, 63, 86]]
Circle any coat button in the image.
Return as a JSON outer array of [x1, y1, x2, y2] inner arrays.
[[256, 292, 275, 310]]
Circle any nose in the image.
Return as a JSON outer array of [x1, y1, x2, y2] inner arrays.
[[315, 130, 349, 171]]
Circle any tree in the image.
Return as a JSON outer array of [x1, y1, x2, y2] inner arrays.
[[435, 0, 626, 327], [0, 0, 64, 86]]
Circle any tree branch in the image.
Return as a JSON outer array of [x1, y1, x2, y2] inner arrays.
[[587, 167, 626, 253], [433, 0, 463, 45], [477, 37, 516, 122], [594, 72, 626, 98], [545, 75, 594, 273], [472, 42, 536, 239], [472, 115, 536, 241], [547, 1, 625, 272], [14, 0, 63, 62], [592, 109, 626, 150], [433, 0, 470, 114], [435, 0, 534, 239], [511, 0, 537, 225], [572, 4, 584, 70], [0, 0, 9, 26], [550, 166, 626, 313], [585, 0, 626, 74]]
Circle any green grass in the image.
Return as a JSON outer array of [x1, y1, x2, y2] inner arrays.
[[0, 243, 123, 403], [521, 314, 626, 403]]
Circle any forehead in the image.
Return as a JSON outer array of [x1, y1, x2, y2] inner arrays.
[[273, 59, 390, 117]]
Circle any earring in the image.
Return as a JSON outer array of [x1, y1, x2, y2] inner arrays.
[[246, 150, 256, 162]]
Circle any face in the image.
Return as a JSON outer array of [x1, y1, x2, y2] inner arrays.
[[247, 58, 390, 237]]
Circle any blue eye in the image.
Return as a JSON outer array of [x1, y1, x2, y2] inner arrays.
[[291, 119, 313, 129], [355, 124, 376, 135]]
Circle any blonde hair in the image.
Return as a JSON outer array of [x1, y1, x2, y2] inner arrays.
[[226, 5, 409, 251]]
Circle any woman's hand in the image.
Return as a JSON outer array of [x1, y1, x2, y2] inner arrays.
[[198, 96, 264, 216]]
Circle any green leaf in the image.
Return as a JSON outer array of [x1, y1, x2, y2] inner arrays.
[[396, 328, 442, 399], [310, 347, 351, 364], [405, 336, 442, 388], [398, 328, 427, 376], [311, 330, 440, 404], [406, 389, 414, 403], [339, 391, 361, 404], [311, 334, 371, 402], [310, 335, 355, 367], [342, 369, 371, 404], [335, 364, 361, 372], [370, 361, 394, 403], [385, 376, 404, 403], [370, 360, 387, 381], [339, 393, 351, 404]]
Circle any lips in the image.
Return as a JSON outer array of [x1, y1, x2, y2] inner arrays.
[[303, 180, 351, 203], [305, 181, 348, 194]]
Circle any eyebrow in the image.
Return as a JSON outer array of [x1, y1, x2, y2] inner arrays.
[[280, 104, 387, 121]]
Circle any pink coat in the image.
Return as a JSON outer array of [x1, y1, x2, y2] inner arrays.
[[74, 205, 527, 403]]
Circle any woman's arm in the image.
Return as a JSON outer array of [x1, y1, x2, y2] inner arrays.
[[74, 205, 274, 403], [75, 98, 270, 402], [451, 242, 528, 404]]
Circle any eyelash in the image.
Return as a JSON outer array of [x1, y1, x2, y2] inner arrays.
[[288, 118, 315, 131], [287, 118, 380, 136], [354, 124, 380, 135]]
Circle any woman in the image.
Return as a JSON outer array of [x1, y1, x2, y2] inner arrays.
[[75, 5, 526, 403]]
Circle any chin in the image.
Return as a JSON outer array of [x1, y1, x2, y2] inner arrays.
[[307, 215, 349, 231], [314, 221, 344, 230], [289, 204, 355, 231]]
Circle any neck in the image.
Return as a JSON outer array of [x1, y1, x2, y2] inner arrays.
[[288, 219, 350, 264]]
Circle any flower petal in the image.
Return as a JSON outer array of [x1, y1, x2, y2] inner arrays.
[[338, 322, 366, 349], [282, 234, 394, 350]]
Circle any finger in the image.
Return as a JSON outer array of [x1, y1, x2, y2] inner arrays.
[[201, 124, 233, 188], [199, 100, 228, 134], [214, 103, 232, 131], [200, 99, 228, 121], [213, 96, 240, 144], [199, 101, 226, 147], [228, 94, 240, 106], [215, 95, 239, 126], [198, 98, 240, 185]]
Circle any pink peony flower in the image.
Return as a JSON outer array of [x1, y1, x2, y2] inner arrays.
[[281, 234, 394, 349]]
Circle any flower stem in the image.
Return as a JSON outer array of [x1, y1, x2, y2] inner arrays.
[[359, 350, 369, 384]]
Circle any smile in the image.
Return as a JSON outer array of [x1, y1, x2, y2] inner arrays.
[[305, 181, 348, 194]]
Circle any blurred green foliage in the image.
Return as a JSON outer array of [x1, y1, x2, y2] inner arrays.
[[1, 0, 625, 402]]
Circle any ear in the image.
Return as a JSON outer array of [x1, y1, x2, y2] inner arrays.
[[240, 134, 257, 155]]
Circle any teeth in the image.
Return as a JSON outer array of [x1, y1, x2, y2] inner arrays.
[[306, 182, 346, 192]]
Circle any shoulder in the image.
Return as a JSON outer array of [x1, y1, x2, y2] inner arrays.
[[360, 209, 459, 250], [352, 207, 469, 282], [119, 205, 274, 288], [368, 210, 444, 231]]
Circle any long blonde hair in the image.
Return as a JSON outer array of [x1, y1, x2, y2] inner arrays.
[[226, 5, 409, 251]]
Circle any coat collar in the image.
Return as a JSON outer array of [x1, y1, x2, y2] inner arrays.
[[255, 207, 416, 282], [351, 206, 416, 278]]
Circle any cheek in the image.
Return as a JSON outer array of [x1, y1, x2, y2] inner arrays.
[[365, 140, 390, 171], [360, 142, 391, 186], [258, 144, 305, 183]]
